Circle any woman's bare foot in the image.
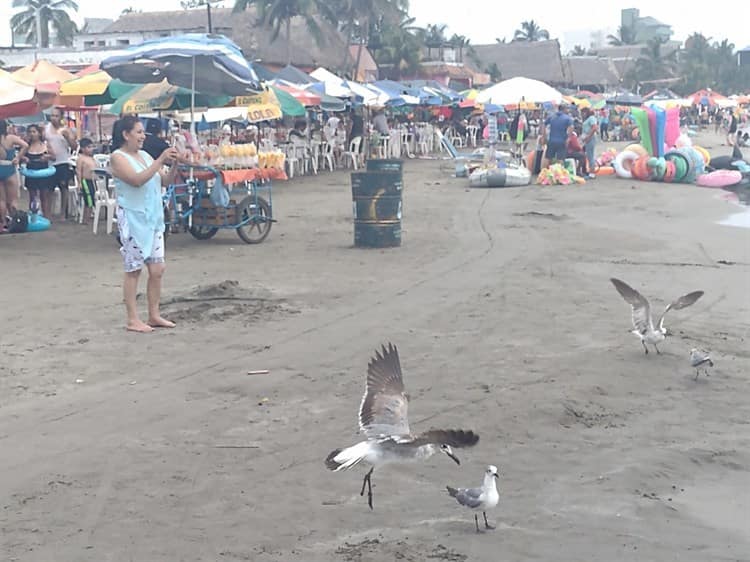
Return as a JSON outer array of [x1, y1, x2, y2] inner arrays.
[[127, 320, 154, 333], [148, 316, 176, 328]]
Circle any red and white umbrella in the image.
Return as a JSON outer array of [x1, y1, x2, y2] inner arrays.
[[0, 70, 50, 119]]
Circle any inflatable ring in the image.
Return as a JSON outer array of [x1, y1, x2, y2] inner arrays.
[[681, 147, 705, 178], [632, 155, 652, 181], [595, 166, 615, 176], [648, 157, 666, 181], [20, 165, 55, 178], [613, 150, 639, 179], [693, 145, 710, 166], [662, 160, 676, 183], [665, 151, 692, 183], [27, 213, 51, 232], [696, 169, 743, 188], [625, 144, 648, 157]]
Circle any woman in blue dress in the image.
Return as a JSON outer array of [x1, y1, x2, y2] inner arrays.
[[109, 115, 180, 333]]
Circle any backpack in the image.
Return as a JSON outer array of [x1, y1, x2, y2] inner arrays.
[[8, 210, 28, 233]]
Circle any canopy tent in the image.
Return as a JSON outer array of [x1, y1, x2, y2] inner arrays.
[[308, 67, 352, 98], [343, 80, 389, 106], [606, 91, 644, 106], [275, 64, 317, 86], [687, 89, 727, 107], [476, 77, 562, 106]]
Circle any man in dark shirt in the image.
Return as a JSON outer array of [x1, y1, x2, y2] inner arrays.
[[541, 104, 574, 163], [142, 118, 170, 160]]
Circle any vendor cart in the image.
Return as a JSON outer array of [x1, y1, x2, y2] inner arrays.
[[163, 164, 276, 244]]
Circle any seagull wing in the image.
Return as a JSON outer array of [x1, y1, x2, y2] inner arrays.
[[451, 486, 483, 508], [610, 278, 653, 334], [690, 348, 712, 367], [358, 343, 410, 438], [410, 429, 480, 448], [657, 290, 704, 331]]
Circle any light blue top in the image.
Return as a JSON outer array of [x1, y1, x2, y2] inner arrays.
[[114, 149, 164, 258], [582, 116, 598, 146]]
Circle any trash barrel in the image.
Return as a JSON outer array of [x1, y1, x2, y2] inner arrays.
[[351, 160, 403, 248]]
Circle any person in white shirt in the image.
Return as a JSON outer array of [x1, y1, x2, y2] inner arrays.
[[45, 108, 77, 219]]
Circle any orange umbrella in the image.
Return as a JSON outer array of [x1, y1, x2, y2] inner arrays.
[[13, 59, 86, 108]]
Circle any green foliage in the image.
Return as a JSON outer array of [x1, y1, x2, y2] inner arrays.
[[11, 0, 79, 48], [513, 20, 549, 42], [607, 25, 636, 46]]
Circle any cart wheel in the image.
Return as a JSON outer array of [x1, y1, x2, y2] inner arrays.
[[236, 195, 272, 244], [189, 224, 219, 240]]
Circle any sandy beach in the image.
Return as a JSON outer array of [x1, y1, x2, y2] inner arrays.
[[1, 131, 749, 562]]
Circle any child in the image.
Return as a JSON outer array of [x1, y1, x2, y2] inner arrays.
[[75, 138, 97, 221]]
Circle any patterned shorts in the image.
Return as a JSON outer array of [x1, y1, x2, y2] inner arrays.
[[116, 206, 165, 273]]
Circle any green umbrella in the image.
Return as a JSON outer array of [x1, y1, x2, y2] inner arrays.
[[269, 86, 306, 117], [107, 80, 232, 115]]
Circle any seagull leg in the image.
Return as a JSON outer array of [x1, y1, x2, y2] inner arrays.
[[642, 341, 649, 354], [360, 467, 374, 510], [483, 511, 495, 530], [654, 344, 661, 355], [474, 514, 481, 533]]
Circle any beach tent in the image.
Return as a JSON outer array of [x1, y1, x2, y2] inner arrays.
[[476, 77, 562, 106], [308, 67, 353, 98], [275, 65, 318, 86]]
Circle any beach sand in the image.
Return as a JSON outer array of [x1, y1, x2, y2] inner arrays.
[[1, 131, 748, 561]]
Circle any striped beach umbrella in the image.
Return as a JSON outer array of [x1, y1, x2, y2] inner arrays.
[[100, 33, 261, 97]]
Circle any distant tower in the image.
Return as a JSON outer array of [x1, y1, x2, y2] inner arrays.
[[621, 8, 639, 30]]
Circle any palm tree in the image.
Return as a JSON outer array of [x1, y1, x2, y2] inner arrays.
[[627, 37, 677, 88], [425, 23, 447, 60], [607, 25, 637, 46], [569, 45, 586, 56], [232, 0, 338, 65], [513, 20, 549, 42], [448, 34, 471, 63], [347, 0, 407, 79], [485, 62, 501, 83], [11, 0, 78, 48], [371, 16, 422, 80]]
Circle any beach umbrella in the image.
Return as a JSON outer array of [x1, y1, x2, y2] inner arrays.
[[100, 33, 261, 97], [59, 70, 113, 97], [13, 60, 73, 89], [0, 70, 54, 119], [308, 67, 352, 98], [108, 80, 232, 115], [272, 81, 322, 106], [476, 77, 562, 106]]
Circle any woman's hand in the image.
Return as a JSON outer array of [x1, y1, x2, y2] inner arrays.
[[158, 147, 179, 165]]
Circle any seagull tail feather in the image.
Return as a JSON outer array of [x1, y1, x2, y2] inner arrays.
[[446, 485, 459, 498], [325, 441, 369, 472]]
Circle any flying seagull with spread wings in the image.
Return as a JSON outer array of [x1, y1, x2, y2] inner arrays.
[[610, 278, 704, 354], [326, 343, 479, 509]]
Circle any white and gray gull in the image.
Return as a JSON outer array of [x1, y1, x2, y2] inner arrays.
[[610, 278, 704, 355], [690, 348, 714, 379], [325, 343, 479, 509], [447, 464, 500, 533]]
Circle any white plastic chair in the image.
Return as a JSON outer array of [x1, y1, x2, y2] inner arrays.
[[319, 141, 335, 171], [343, 136, 362, 169], [92, 175, 116, 234]]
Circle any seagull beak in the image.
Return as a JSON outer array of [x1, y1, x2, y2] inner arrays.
[[493, 473, 499, 479], [447, 451, 460, 465]]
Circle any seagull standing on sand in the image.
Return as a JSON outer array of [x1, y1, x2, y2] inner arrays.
[[690, 348, 714, 379], [610, 278, 704, 355], [325, 343, 480, 510], [447, 465, 500, 533]]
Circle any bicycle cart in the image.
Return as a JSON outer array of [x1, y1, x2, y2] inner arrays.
[[164, 165, 276, 244]]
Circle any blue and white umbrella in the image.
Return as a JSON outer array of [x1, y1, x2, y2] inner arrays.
[[100, 33, 261, 97]]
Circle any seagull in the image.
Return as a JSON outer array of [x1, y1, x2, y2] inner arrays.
[[610, 278, 704, 355], [690, 348, 714, 379], [447, 465, 500, 533], [325, 343, 480, 510]]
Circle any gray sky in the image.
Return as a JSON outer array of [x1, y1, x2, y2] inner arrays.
[[1, 0, 746, 53]]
